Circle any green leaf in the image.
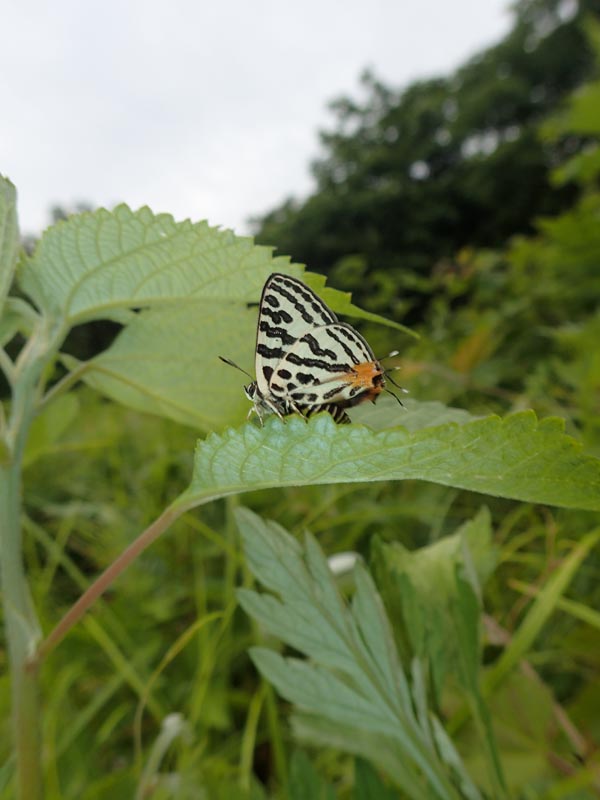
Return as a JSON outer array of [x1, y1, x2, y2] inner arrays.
[[236, 507, 465, 800], [61, 302, 257, 432], [350, 396, 476, 431], [0, 175, 19, 313], [372, 512, 506, 796], [0, 434, 9, 465], [18, 205, 296, 323], [0, 297, 39, 347], [303, 271, 417, 337], [19, 205, 406, 429], [456, 672, 554, 795], [372, 508, 495, 699], [429, 717, 484, 800], [354, 758, 400, 800], [542, 80, 600, 138], [17, 204, 403, 333], [179, 411, 600, 512], [290, 714, 432, 798], [551, 146, 600, 187], [23, 394, 80, 467], [289, 751, 336, 800]]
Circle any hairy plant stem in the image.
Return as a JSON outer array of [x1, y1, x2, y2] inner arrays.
[[1, 354, 45, 799]]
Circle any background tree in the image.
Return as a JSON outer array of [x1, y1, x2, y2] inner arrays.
[[254, 0, 600, 319]]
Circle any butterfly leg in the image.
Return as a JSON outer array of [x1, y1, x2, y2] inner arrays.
[[264, 397, 288, 423], [286, 398, 309, 421], [247, 406, 264, 427]]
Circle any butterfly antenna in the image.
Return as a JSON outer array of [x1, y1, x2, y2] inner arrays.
[[377, 350, 403, 376], [386, 373, 409, 392], [376, 351, 409, 393], [378, 349, 400, 362], [219, 356, 254, 381], [382, 386, 404, 407]]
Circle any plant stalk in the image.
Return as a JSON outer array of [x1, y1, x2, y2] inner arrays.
[[0, 459, 43, 799], [35, 504, 183, 663], [1, 330, 53, 799]]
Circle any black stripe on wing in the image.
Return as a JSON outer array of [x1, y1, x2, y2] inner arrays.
[[258, 320, 296, 346], [323, 323, 374, 364], [260, 305, 294, 326], [255, 273, 338, 396], [266, 274, 338, 327], [284, 352, 351, 373]]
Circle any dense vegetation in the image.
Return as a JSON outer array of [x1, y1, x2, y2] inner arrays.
[[1, 1, 599, 798]]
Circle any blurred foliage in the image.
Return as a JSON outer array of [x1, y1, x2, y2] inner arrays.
[[2, 0, 600, 798]]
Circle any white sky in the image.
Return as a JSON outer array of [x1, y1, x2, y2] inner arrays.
[[2, 1, 512, 238]]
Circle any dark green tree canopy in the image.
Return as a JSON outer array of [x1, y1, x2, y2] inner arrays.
[[254, 0, 600, 316]]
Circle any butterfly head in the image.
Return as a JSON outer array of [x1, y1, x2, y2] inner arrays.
[[243, 381, 259, 402], [341, 360, 386, 405]]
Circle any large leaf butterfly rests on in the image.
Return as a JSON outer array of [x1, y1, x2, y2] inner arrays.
[[221, 272, 401, 425]]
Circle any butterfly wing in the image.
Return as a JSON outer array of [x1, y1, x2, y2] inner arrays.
[[268, 322, 385, 410], [254, 273, 338, 399]]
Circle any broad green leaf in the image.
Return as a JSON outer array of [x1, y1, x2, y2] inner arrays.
[[18, 205, 297, 323], [236, 508, 464, 800], [17, 204, 404, 333], [178, 411, 600, 512], [62, 302, 257, 432], [0, 175, 19, 312], [350, 396, 476, 431]]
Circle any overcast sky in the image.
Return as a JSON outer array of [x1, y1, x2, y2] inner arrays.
[[3, 1, 512, 238]]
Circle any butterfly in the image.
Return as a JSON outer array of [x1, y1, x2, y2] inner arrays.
[[221, 272, 400, 425]]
